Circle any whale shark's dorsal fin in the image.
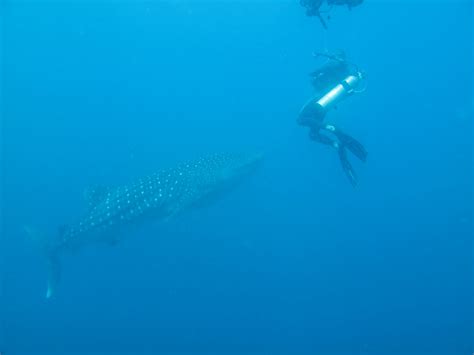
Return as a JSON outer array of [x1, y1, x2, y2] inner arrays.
[[84, 185, 113, 210]]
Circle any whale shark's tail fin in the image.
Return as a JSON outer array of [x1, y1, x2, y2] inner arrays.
[[45, 252, 60, 299], [23, 226, 61, 299]]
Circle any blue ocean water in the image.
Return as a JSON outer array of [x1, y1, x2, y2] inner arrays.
[[1, 0, 472, 354]]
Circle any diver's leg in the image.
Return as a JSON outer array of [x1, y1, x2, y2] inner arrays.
[[309, 128, 337, 147], [324, 124, 367, 162], [310, 127, 358, 187], [298, 114, 319, 128]]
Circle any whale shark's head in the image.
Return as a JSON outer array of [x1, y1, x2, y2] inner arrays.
[[218, 152, 264, 181], [193, 152, 264, 196]]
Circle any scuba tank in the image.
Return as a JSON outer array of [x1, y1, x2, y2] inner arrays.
[[299, 71, 364, 122]]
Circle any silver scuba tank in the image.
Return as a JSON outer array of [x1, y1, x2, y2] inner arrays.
[[299, 71, 364, 121]]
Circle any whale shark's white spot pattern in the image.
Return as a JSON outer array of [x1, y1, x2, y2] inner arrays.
[[59, 153, 260, 248]]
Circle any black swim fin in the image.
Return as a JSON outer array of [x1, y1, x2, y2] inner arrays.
[[333, 130, 367, 162], [337, 145, 358, 187]]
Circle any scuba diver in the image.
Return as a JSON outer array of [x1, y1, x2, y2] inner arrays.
[[300, 0, 364, 29], [327, 0, 364, 9], [300, 0, 327, 28], [298, 51, 367, 187]]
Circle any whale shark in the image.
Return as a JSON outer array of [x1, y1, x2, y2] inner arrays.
[[27, 152, 263, 298]]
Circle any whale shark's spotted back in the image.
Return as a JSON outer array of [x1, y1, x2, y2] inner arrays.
[[58, 152, 263, 250], [34, 152, 263, 297]]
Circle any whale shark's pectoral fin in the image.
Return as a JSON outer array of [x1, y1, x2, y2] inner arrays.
[[99, 231, 122, 247], [105, 235, 120, 247], [161, 212, 178, 223], [162, 202, 187, 222], [84, 185, 114, 210]]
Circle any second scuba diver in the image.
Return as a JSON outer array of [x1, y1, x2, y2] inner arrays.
[[300, 0, 364, 29], [298, 51, 367, 187]]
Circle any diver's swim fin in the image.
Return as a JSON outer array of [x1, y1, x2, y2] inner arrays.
[[337, 145, 358, 187], [333, 130, 367, 162]]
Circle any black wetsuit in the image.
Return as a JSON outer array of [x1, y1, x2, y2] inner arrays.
[[327, 0, 364, 8], [301, 0, 363, 28], [300, 0, 328, 28], [300, 0, 324, 16], [310, 59, 351, 93], [299, 56, 350, 132], [298, 56, 367, 186]]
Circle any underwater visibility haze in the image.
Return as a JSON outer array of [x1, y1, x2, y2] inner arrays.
[[1, 0, 472, 354]]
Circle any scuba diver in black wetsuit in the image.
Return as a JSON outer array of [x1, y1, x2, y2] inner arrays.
[[309, 50, 351, 92], [300, 0, 364, 29], [298, 51, 367, 187], [327, 0, 364, 9], [300, 0, 328, 28]]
